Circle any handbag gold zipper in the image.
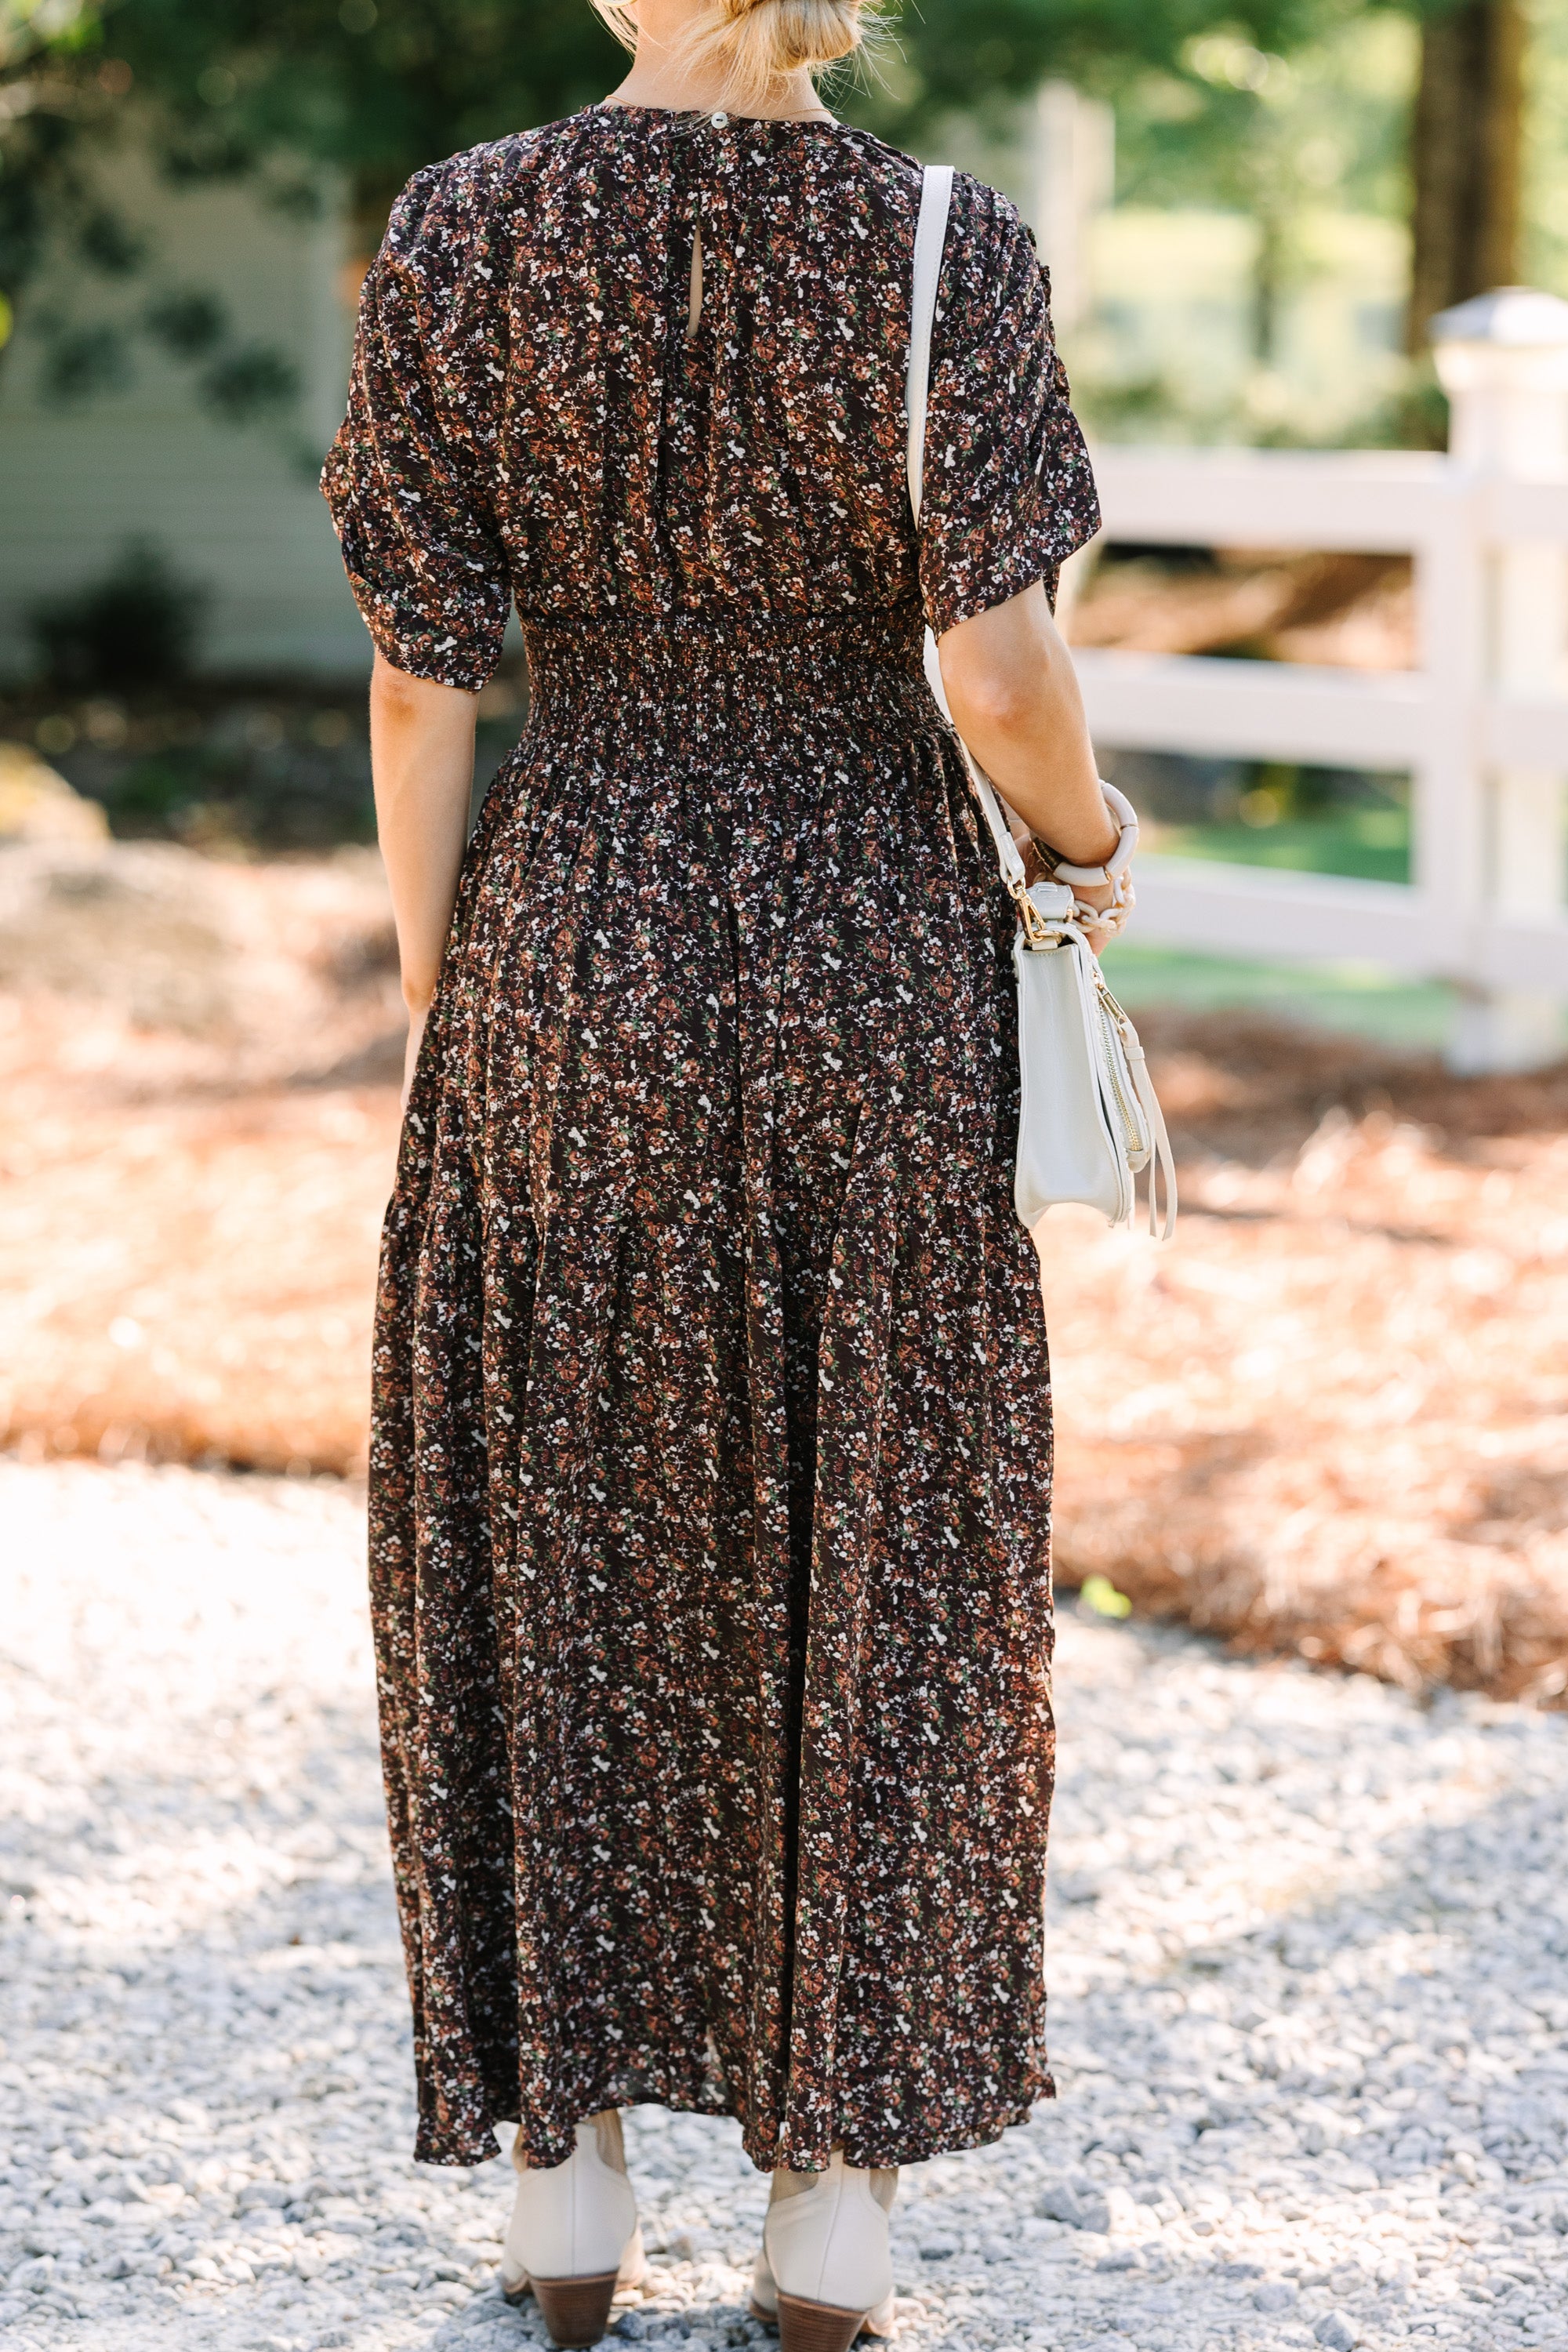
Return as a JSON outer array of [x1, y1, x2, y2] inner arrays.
[[1091, 969, 1151, 1160]]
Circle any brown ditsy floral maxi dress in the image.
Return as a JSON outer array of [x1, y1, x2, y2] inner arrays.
[[321, 103, 1099, 2176]]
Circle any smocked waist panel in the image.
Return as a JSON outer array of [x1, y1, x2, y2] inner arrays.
[[520, 604, 928, 723]]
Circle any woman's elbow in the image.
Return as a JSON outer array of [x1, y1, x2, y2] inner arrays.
[[938, 608, 1065, 743], [371, 651, 476, 721], [941, 651, 1047, 743]]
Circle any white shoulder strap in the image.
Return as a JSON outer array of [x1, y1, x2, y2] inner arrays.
[[905, 163, 953, 527], [905, 163, 1030, 903]]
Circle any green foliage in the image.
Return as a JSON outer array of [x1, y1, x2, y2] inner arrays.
[[40, 318, 136, 401], [1109, 746, 1413, 881], [1079, 1574, 1134, 1619], [31, 537, 206, 688], [0, 0, 631, 439], [143, 288, 227, 355], [1524, 0, 1568, 299], [853, 0, 1350, 132], [1152, 805, 1410, 883], [5, 0, 1380, 289], [199, 343, 301, 420], [108, 753, 197, 820], [77, 204, 146, 272], [1113, 12, 1415, 222], [2, 0, 628, 243], [1069, 12, 1425, 443], [0, 0, 1438, 441]]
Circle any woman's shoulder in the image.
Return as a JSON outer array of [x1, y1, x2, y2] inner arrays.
[[942, 168, 1042, 274], [936, 170, 1051, 338], [821, 133, 1041, 289], [370, 115, 608, 321], [379, 120, 568, 255]]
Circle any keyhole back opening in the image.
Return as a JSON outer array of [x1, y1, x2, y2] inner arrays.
[[686, 224, 704, 340]]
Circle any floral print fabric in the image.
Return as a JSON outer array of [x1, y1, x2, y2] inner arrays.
[[323, 103, 1099, 2175]]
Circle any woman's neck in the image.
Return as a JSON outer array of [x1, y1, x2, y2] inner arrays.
[[604, 2, 835, 122]]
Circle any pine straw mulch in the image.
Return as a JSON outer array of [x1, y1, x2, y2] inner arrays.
[[0, 838, 402, 1478], [1040, 1026, 1568, 1707], [2, 836, 1565, 1705]]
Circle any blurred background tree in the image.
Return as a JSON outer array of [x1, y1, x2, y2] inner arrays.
[[0, 0, 1557, 440], [1111, 16, 1409, 362], [1407, 0, 1525, 346], [0, 0, 1384, 319], [850, 0, 1339, 125], [0, 0, 627, 361]]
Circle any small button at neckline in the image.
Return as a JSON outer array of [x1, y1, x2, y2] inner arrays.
[[709, 111, 729, 127]]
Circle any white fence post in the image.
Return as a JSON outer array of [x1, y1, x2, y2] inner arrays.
[[1029, 83, 1114, 336], [1431, 288, 1568, 1073], [1075, 409, 1568, 1043]]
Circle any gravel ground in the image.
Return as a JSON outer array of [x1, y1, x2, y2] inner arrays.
[[4, 1460, 1567, 2352]]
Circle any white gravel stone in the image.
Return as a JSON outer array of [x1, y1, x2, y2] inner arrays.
[[4, 1457, 1568, 2350]]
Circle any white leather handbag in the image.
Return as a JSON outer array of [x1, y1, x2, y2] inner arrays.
[[906, 163, 1176, 1240]]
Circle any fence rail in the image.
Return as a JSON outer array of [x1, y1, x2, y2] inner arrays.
[[1069, 293, 1568, 1069]]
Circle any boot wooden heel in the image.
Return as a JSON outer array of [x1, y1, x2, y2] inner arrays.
[[529, 2268, 620, 2348], [500, 2114, 643, 2346], [775, 2288, 873, 2352], [755, 2151, 897, 2349]]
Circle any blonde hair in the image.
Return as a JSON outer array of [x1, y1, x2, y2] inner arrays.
[[589, 0, 873, 110]]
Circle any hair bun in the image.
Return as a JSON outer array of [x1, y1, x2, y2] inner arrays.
[[590, 0, 873, 105]]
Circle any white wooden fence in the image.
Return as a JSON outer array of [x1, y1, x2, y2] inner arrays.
[[1071, 288, 1568, 1071]]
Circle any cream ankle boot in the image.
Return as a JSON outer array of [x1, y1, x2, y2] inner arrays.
[[750, 2150, 898, 2350], [502, 2111, 645, 2348]]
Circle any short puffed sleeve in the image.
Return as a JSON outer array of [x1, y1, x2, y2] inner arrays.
[[321, 153, 512, 691], [916, 180, 1100, 637]]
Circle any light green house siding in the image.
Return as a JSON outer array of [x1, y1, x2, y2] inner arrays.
[[0, 147, 369, 682]]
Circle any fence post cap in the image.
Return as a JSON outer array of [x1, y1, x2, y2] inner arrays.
[[1429, 285, 1568, 350], [1431, 289, 1568, 406]]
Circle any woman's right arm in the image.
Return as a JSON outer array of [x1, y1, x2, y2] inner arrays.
[[368, 650, 479, 1103], [938, 579, 1118, 871], [938, 580, 1122, 947]]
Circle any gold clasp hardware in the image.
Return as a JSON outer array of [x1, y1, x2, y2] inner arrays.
[[1011, 880, 1055, 950]]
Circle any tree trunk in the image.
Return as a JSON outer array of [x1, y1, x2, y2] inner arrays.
[[1406, 0, 1526, 352]]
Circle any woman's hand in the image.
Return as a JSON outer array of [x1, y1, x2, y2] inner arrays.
[[1021, 840, 1117, 956], [401, 999, 430, 1110], [1072, 877, 1118, 958]]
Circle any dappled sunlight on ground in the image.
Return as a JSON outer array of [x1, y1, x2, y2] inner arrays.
[[3, 1461, 1566, 2350]]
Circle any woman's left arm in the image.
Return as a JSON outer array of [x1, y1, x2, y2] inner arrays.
[[368, 650, 478, 1103]]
